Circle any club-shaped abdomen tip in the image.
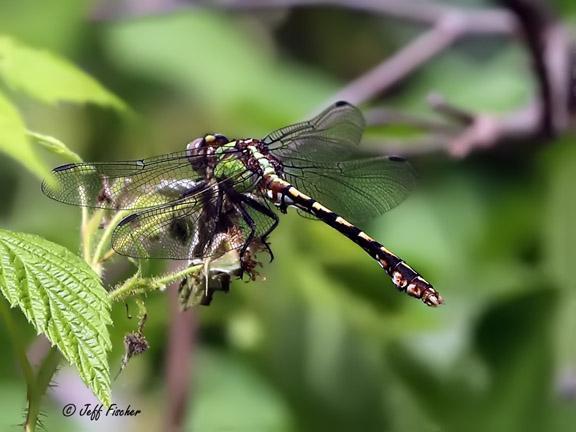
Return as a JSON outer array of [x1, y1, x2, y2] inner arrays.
[[423, 292, 444, 307], [405, 276, 444, 307]]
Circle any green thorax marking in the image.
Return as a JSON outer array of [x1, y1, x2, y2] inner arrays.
[[247, 145, 277, 176], [214, 140, 244, 179], [213, 140, 279, 192]]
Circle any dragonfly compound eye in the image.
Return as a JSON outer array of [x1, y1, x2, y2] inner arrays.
[[186, 137, 204, 154], [186, 137, 207, 169]]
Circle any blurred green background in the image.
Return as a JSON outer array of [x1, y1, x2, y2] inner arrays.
[[0, 0, 575, 431]]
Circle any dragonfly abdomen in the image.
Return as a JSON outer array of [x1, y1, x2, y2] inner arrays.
[[269, 179, 443, 307]]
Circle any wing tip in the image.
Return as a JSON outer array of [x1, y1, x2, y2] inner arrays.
[[335, 100, 352, 108]]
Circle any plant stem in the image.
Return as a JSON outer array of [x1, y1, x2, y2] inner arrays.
[[81, 207, 91, 264], [155, 265, 203, 286], [0, 300, 38, 432], [108, 264, 203, 303], [81, 208, 105, 266], [35, 347, 61, 398], [91, 211, 127, 270]]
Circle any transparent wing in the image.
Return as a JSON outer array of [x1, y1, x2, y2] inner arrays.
[[263, 101, 416, 224], [41, 149, 241, 210], [111, 186, 277, 260], [284, 156, 416, 225], [262, 101, 366, 162], [111, 187, 225, 260]]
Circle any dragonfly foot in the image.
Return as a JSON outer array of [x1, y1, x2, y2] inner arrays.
[[262, 239, 274, 263]]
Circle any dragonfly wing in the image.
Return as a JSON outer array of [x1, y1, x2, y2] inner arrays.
[[110, 185, 276, 260], [283, 156, 416, 225], [42, 149, 240, 210], [263, 101, 366, 162], [263, 101, 415, 223], [111, 187, 225, 260]]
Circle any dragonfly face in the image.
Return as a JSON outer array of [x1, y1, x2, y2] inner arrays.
[[42, 101, 442, 307], [185, 133, 229, 172]]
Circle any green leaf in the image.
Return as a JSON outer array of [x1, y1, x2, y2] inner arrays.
[[0, 35, 125, 110], [0, 90, 49, 179], [0, 229, 112, 405], [28, 130, 83, 163]]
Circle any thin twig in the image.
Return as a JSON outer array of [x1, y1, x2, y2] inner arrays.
[[94, 0, 514, 35], [210, 0, 514, 33], [327, 14, 468, 106], [366, 1, 574, 157]]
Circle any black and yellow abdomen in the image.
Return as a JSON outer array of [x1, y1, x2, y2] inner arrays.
[[269, 178, 442, 307]]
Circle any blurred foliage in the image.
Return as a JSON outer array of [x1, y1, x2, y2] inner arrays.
[[0, 33, 124, 179], [0, 1, 574, 431]]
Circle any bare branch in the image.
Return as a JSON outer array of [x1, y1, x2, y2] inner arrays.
[[368, 96, 541, 158], [326, 15, 466, 106], [203, 0, 514, 33], [319, 3, 515, 107], [93, 0, 573, 156], [93, 0, 514, 35], [444, 103, 541, 157], [366, 1, 574, 158], [501, 0, 571, 137]]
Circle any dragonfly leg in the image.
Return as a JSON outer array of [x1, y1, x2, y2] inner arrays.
[[233, 201, 257, 279], [237, 194, 279, 263], [235, 202, 256, 260]]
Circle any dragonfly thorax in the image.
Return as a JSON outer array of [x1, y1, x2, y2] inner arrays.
[[213, 142, 246, 182], [234, 139, 283, 177]]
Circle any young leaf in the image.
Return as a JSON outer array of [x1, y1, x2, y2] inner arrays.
[[0, 229, 112, 405], [28, 130, 83, 163], [0, 35, 125, 110], [0, 90, 49, 179]]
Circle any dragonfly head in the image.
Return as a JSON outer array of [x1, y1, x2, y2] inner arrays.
[[186, 134, 230, 155], [186, 134, 231, 171]]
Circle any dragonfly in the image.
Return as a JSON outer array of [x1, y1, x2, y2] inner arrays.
[[42, 101, 443, 307]]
